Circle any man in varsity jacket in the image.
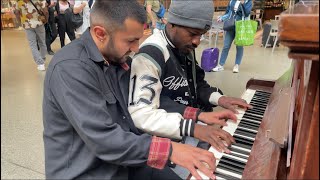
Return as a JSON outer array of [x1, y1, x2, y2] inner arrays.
[[128, 0, 252, 153]]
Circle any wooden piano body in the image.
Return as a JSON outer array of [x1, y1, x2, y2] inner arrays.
[[241, 2, 319, 179]]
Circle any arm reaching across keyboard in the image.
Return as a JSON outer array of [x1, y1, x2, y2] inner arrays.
[[218, 96, 253, 114], [198, 109, 237, 126]]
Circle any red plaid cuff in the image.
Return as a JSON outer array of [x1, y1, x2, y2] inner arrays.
[[120, 63, 129, 71], [147, 136, 171, 169], [183, 107, 199, 120]]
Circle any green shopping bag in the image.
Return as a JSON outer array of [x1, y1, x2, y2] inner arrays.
[[235, 20, 258, 46]]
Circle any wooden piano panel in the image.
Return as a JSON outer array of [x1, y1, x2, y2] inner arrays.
[[278, 1, 319, 179], [241, 63, 295, 179]]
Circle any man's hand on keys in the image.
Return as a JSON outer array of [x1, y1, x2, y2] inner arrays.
[[170, 142, 216, 180], [198, 109, 237, 126], [194, 124, 235, 153], [218, 96, 253, 114]]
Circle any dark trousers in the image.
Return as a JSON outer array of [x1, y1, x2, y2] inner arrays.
[[57, 14, 75, 48], [45, 21, 58, 51], [129, 165, 182, 180]]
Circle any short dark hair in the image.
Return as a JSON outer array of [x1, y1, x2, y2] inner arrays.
[[90, 0, 147, 32]]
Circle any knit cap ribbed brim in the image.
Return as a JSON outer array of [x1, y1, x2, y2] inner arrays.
[[167, 0, 214, 30]]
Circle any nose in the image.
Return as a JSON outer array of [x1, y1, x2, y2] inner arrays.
[[192, 35, 202, 47], [130, 41, 140, 53]]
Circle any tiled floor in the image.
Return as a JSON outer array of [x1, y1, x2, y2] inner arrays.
[[1, 28, 291, 179]]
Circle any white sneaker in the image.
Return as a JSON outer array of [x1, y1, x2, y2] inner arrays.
[[200, 35, 205, 41], [233, 64, 239, 73], [212, 64, 224, 72], [37, 64, 46, 71]]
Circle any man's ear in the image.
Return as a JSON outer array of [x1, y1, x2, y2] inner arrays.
[[92, 26, 108, 42]]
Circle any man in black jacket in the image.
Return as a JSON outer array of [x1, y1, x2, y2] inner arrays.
[[129, 0, 252, 164], [43, 0, 217, 179]]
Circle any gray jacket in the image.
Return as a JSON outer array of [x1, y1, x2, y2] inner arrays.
[[43, 29, 153, 179]]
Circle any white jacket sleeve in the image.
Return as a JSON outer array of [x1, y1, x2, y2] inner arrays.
[[128, 54, 194, 140]]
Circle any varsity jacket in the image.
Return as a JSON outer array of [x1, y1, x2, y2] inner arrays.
[[128, 29, 223, 140]]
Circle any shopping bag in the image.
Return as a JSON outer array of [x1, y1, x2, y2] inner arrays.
[[234, 20, 258, 46]]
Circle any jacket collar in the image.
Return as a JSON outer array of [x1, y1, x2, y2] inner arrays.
[[80, 28, 130, 71]]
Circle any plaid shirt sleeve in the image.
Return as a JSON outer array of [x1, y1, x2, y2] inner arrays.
[[183, 107, 200, 121], [147, 136, 172, 169]]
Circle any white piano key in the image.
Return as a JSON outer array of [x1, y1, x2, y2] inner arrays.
[[230, 150, 249, 158], [216, 175, 227, 180], [237, 126, 258, 133], [216, 167, 242, 179], [245, 112, 264, 118], [223, 153, 248, 163], [231, 144, 251, 153], [234, 133, 255, 141]]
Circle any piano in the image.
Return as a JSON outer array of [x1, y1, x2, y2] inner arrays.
[[190, 1, 319, 179]]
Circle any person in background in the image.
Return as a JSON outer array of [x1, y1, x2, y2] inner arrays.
[[145, 0, 167, 33], [212, 0, 253, 73], [55, 0, 75, 47], [128, 0, 252, 163], [42, 0, 216, 179], [17, 0, 48, 71], [45, 0, 58, 55], [73, 0, 95, 38], [12, 2, 22, 29]]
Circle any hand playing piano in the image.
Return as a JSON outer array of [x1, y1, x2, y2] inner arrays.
[[170, 142, 216, 180], [198, 109, 237, 126], [194, 124, 235, 153], [218, 96, 253, 114]]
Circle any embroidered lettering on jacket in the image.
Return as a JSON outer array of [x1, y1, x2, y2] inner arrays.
[[173, 97, 189, 105], [162, 76, 188, 90]]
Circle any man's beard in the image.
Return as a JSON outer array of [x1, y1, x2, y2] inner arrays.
[[106, 35, 130, 64]]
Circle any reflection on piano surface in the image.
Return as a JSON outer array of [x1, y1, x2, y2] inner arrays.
[[190, 1, 319, 179]]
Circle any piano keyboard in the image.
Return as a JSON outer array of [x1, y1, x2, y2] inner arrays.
[[191, 89, 272, 180]]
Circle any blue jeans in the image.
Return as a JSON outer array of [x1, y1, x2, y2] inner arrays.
[[219, 30, 244, 66], [149, 22, 165, 33]]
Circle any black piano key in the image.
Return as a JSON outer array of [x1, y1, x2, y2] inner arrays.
[[234, 136, 254, 146], [253, 95, 270, 100], [251, 98, 268, 102], [252, 95, 269, 100], [237, 125, 258, 133], [240, 119, 261, 127], [251, 97, 269, 102], [246, 107, 265, 114], [216, 163, 243, 177], [252, 95, 270, 100], [238, 120, 259, 127], [229, 146, 250, 156], [235, 129, 257, 138], [249, 102, 267, 108], [251, 106, 267, 111], [236, 125, 258, 134], [218, 161, 245, 174], [240, 118, 261, 125], [229, 152, 249, 160], [255, 91, 271, 96], [238, 123, 260, 131], [250, 100, 268, 105], [246, 110, 265, 116], [243, 113, 263, 121], [256, 90, 271, 94], [221, 156, 246, 169], [233, 137, 253, 149], [215, 171, 241, 180]]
